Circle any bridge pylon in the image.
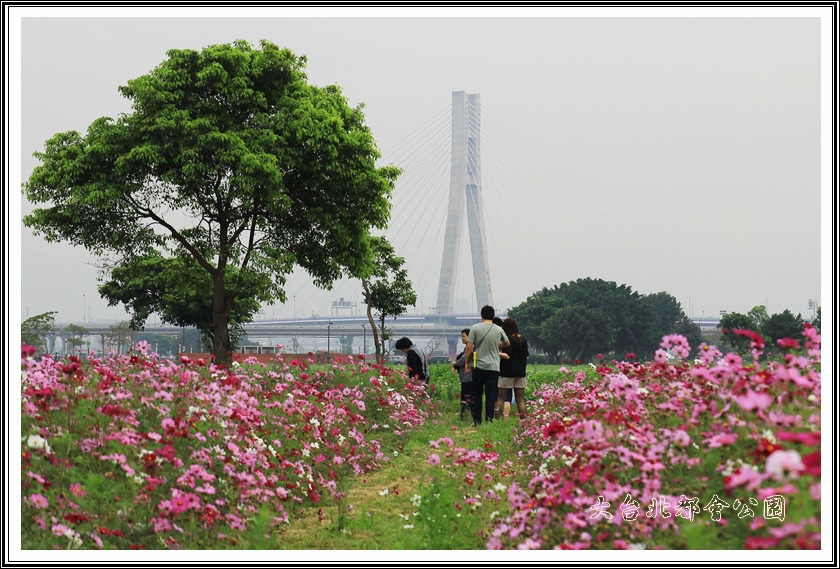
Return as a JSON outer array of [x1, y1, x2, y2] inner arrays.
[[435, 91, 493, 315]]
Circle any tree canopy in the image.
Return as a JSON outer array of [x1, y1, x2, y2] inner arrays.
[[762, 309, 805, 345], [23, 40, 400, 363], [21, 311, 58, 355], [98, 251, 270, 353], [719, 309, 767, 353], [718, 305, 807, 355], [509, 277, 698, 362]]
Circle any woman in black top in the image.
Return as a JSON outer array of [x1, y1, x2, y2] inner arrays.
[[495, 318, 528, 420], [395, 337, 428, 383]]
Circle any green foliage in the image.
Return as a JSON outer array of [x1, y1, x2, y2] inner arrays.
[[21, 311, 58, 354], [60, 323, 90, 355], [719, 307, 805, 356], [361, 236, 416, 362], [762, 309, 805, 344], [717, 311, 756, 353], [747, 305, 770, 329], [23, 39, 400, 363], [134, 332, 180, 356], [540, 304, 618, 362], [510, 278, 691, 361], [99, 251, 269, 352]]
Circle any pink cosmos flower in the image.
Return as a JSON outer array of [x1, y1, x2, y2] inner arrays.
[[775, 430, 820, 446], [766, 449, 804, 481], [734, 390, 773, 412], [152, 517, 172, 533], [89, 532, 104, 549], [723, 465, 765, 491], [698, 343, 722, 365], [69, 483, 86, 498], [518, 537, 542, 549], [428, 453, 441, 466], [26, 471, 46, 485], [225, 514, 246, 531], [776, 337, 801, 349], [768, 518, 815, 539], [722, 353, 743, 367], [732, 328, 765, 349], [28, 494, 48, 509], [660, 334, 690, 358], [667, 429, 692, 447], [51, 523, 70, 537], [757, 484, 799, 500], [706, 432, 738, 448]]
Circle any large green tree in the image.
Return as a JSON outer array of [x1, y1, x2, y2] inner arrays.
[[510, 278, 689, 361], [762, 309, 805, 345], [23, 40, 400, 364], [540, 305, 618, 362], [639, 291, 685, 352], [361, 236, 416, 363]]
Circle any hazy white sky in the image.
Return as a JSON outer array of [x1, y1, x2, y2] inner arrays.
[[10, 6, 832, 332], [5, 6, 836, 564]]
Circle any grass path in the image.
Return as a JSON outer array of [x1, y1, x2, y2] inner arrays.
[[274, 408, 518, 550]]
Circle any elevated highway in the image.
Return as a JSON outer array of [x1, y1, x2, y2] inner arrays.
[[56, 313, 722, 356]]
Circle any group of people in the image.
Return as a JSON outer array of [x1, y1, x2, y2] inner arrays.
[[452, 305, 528, 425], [394, 305, 529, 426]]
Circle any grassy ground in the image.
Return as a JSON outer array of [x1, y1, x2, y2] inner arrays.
[[272, 396, 522, 550]]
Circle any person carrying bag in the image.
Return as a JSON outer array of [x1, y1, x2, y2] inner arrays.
[[464, 305, 509, 425]]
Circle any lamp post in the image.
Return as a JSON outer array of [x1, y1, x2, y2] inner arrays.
[[83, 294, 86, 324], [362, 324, 367, 354], [327, 321, 333, 358]]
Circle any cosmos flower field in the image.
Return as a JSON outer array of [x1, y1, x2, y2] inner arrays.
[[20, 325, 822, 550]]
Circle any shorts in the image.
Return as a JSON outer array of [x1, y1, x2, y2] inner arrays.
[[498, 376, 526, 389]]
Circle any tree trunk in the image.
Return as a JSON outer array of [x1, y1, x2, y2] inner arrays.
[[365, 298, 381, 363], [212, 271, 231, 365], [379, 314, 388, 362], [362, 280, 384, 364]]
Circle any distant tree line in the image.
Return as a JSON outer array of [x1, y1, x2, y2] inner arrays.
[[508, 277, 701, 363], [21, 312, 202, 358], [717, 305, 813, 356]]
